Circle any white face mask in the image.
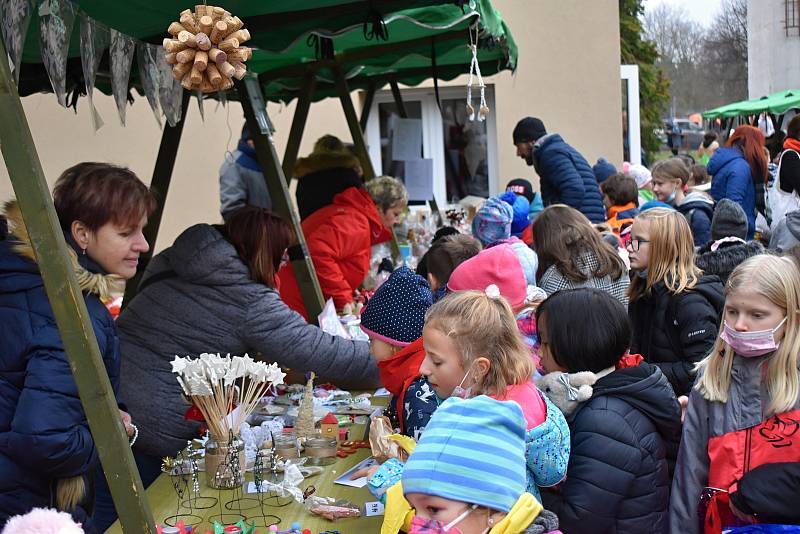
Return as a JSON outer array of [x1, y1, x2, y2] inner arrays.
[[720, 316, 787, 358]]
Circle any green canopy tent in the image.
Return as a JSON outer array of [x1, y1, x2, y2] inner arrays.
[[0, 1, 516, 532], [702, 89, 800, 119]]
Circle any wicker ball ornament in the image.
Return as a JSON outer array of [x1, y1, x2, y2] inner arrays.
[[163, 5, 251, 93]]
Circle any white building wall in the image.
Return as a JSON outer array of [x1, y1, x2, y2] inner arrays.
[[748, 0, 800, 97]]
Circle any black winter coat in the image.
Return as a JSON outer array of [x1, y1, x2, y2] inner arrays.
[[729, 462, 800, 524], [629, 276, 725, 396], [542, 364, 682, 534], [695, 240, 764, 285]]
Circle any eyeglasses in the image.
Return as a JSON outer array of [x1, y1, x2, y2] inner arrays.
[[626, 238, 650, 252]]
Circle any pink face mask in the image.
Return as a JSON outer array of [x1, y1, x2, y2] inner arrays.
[[720, 317, 787, 358], [408, 505, 477, 534]]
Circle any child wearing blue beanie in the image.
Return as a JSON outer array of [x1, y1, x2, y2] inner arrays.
[[500, 191, 532, 239], [472, 196, 513, 246], [400, 396, 560, 534]]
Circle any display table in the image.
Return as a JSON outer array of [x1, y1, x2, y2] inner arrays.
[[108, 398, 388, 533]]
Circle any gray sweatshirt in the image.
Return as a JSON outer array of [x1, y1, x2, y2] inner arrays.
[[117, 224, 379, 457]]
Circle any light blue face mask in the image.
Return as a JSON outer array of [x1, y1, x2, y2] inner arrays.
[[666, 190, 677, 204]]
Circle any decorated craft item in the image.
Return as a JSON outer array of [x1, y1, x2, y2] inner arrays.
[[171, 353, 285, 487], [162, 5, 251, 93], [319, 412, 338, 441], [1, 0, 33, 86], [294, 372, 316, 440], [465, 26, 488, 122], [304, 496, 361, 521]]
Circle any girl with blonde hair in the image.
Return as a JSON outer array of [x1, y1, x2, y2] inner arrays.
[[627, 208, 725, 395], [365, 289, 570, 508], [670, 254, 800, 532]]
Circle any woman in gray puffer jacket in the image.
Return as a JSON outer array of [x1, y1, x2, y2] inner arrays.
[[117, 208, 380, 462]]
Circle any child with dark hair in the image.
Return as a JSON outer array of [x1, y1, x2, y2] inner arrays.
[[601, 173, 639, 235], [414, 226, 460, 280], [423, 234, 482, 301], [537, 288, 681, 534]]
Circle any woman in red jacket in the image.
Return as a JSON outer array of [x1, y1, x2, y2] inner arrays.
[[279, 175, 407, 320]]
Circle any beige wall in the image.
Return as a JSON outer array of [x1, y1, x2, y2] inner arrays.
[[1, 0, 622, 252]]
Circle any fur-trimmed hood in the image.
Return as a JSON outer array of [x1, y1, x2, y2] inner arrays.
[[1, 201, 124, 300], [293, 151, 360, 179], [696, 239, 765, 285]]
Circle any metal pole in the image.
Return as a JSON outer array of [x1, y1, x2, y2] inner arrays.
[[333, 66, 401, 259], [282, 73, 317, 180], [237, 78, 325, 320], [0, 38, 155, 534], [123, 90, 191, 308]]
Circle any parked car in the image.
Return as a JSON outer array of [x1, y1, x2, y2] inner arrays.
[[663, 118, 705, 152]]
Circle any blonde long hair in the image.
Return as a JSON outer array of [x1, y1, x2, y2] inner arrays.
[[695, 255, 800, 416], [425, 290, 534, 396], [628, 208, 701, 302]]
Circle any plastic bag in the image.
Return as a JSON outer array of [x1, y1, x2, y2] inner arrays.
[[369, 416, 402, 463], [770, 151, 800, 230], [304, 495, 361, 521], [318, 299, 351, 340]]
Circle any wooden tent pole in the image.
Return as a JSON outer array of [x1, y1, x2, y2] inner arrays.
[[282, 73, 317, 180], [237, 78, 325, 320], [123, 90, 191, 308], [359, 81, 377, 132], [0, 37, 155, 534]]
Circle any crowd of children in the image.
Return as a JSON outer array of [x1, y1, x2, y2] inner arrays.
[[353, 128, 800, 534]]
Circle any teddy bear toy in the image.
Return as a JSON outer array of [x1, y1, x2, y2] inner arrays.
[[535, 371, 597, 417]]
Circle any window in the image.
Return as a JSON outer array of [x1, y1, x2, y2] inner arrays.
[[365, 86, 498, 205], [786, 0, 800, 37]]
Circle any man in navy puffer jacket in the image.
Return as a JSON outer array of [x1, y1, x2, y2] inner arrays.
[[513, 117, 606, 223]]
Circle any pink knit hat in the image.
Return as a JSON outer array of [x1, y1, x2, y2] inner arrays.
[[447, 244, 527, 309]]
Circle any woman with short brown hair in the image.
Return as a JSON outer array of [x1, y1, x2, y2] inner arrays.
[[0, 162, 155, 531]]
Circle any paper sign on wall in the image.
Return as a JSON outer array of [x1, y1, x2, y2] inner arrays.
[[391, 118, 423, 161], [404, 159, 434, 201]]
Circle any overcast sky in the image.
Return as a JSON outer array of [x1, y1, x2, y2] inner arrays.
[[642, 0, 723, 27]]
